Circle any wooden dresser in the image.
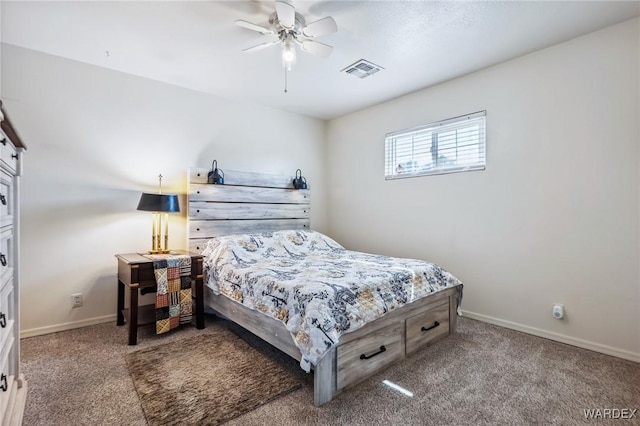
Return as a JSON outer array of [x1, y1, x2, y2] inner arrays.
[[0, 104, 27, 425]]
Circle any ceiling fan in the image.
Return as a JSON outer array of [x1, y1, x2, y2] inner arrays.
[[236, 1, 338, 85]]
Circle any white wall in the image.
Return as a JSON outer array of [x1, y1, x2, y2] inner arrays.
[[326, 19, 639, 360], [1, 44, 327, 335]]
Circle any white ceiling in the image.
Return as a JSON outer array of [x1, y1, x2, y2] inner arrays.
[[2, 1, 639, 120]]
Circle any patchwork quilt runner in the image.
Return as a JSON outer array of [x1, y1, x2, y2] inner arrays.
[[146, 254, 193, 334]]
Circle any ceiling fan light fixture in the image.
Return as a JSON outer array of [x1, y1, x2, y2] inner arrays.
[[235, 2, 337, 92], [282, 37, 296, 70]]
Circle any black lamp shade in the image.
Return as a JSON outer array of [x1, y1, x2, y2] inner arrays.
[[136, 193, 180, 213]]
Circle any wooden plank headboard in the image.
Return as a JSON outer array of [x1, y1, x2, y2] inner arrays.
[[187, 167, 311, 252]]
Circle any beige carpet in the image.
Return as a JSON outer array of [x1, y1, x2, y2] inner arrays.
[[20, 317, 640, 425], [126, 331, 301, 425]]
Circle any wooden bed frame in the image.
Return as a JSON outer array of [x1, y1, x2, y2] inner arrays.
[[187, 167, 460, 406]]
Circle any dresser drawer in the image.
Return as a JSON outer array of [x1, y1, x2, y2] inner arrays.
[[0, 344, 15, 422], [0, 228, 13, 285], [0, 131, 18, 173], [336, 322, 403, 391], [0, 170, 12, 226], [0, 282, 14, 352], [0, 282, 15, 418], [405, 300, 450, 355], [0, 133, 17, 175]]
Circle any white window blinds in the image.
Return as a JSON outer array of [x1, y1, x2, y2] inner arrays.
[[385, 111, 486, 179]]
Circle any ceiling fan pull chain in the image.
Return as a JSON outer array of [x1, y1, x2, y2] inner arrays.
[[284, 67, 288, 94]]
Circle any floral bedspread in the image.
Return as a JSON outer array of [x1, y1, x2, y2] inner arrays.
[[202, 230, 463, 371]]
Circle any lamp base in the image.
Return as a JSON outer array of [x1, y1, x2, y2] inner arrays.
[[149, 212, 172, 254], [148, 249, 171, 254]]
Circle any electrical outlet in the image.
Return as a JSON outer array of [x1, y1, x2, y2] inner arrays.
[[552, 303, 564, 319], [71, 293, 83, 308]]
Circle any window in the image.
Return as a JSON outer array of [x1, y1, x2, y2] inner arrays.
[[385, 111, 486, 179]]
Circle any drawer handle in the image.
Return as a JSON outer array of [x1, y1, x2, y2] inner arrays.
[[421, 321, 440, 332], [11, 154, 18, 160], [0, 374, 6, 392], [0, 254, 6, 266], [0, 313, 5, 328], [0, 138, 6, 146], [0, 194, 5, 205], [360, 345, 386, 360]]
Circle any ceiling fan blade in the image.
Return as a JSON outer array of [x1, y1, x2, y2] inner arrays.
[[243, 40, 281, 52], [235, 19, 274, 35], [302, 16, 337, 38], [301, 40, 333, 58], [275, 1, 295, 30]]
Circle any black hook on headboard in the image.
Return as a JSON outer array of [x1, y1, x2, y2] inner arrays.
[[293, 169, 307, 189], [208, 160, 224, 184]]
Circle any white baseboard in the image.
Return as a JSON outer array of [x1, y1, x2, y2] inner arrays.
[[461, 310, 640, 364], [19, 311, 640, 364], [20, 314, 117, 339]]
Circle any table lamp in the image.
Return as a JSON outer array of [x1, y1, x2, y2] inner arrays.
[[137, 174, 180, 254]]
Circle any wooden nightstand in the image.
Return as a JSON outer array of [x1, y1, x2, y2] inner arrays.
[[115, 251, 205, 345]]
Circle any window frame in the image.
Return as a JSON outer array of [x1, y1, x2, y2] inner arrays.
[[384, 110, 486, 180]]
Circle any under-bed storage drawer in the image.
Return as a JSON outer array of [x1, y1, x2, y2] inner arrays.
[[405, 300, 450, 355], [336, 322, 403, 391]]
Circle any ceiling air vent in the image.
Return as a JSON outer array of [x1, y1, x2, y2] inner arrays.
[[341, 59, 384, 79]]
